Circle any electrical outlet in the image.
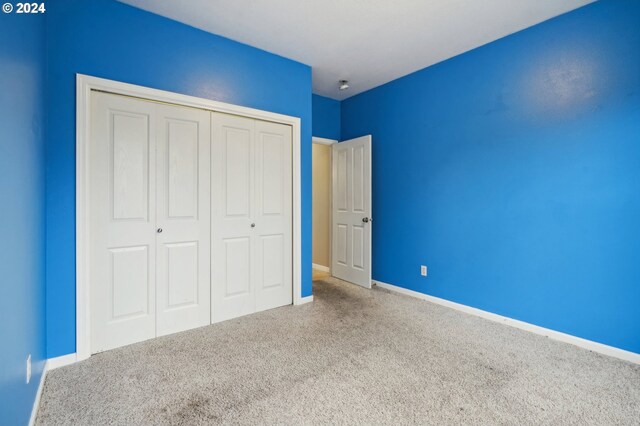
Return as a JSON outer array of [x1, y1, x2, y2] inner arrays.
[[26, 354, 31, 384], [421, 265, 427, 277]]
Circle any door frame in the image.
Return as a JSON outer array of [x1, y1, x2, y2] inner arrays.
[[311, 136, 337, 146], [76, 74, 304, 361]]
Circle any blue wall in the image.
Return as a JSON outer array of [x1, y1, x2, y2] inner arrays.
[[0, 11, 47, 425], [312, 94, 341, 140], [341, 0, 640, 353], [46, 0, 312, 358]]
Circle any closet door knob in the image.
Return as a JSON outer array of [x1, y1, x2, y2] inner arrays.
[[250, 223, 256, 228], [157, 228, 163, 233]]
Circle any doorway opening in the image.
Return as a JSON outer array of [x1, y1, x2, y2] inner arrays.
[[312, 137, 335, 281], [312, 135, 372, 287]]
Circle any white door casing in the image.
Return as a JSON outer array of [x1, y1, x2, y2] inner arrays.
[[331, 135, 372, 288], [155, 104, 211, 336], [211, 113, 293, 322], [90, 92, 158, 353]]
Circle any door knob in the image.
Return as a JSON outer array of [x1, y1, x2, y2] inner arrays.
[[251, 223, 256, 228], [157, 228, 163, 233], [362, 217, 369, 223]]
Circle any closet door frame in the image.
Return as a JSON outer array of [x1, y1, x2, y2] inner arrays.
[[76, 74, 306, 362]]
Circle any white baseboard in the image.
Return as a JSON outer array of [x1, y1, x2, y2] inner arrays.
[[28, 360, 48, 426], [47, 353, 77, 370], [312, 263, 330, 273], [296, 295, 314, 305], [373, 280, 640, 365], [29, 353, 78, 425]]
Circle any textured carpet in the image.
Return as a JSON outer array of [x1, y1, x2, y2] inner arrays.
[[37, 278, 640, 425]]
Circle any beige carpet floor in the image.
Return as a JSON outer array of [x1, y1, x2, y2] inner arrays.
[[36, 278, 640, 425]]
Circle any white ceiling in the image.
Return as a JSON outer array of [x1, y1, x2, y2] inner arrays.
[[119, 0, 593, 100]]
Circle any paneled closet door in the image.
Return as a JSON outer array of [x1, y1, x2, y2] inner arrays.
[[90, 92, 157, 353], [155, 104, 211, 336], [254, 120, 293, 312], [211, 113, 293, 323], [211, 113, 256, 322]]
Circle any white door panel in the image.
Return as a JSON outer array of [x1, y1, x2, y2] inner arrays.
[[211, 113, 293, 322], [211, 114, 256, 322], [254, 120, 292, 312], [155, 104, 211, 336], [91, 93, 212, 353], [224, 127, 252, 217], [109, 246, 150, 318], [332, 135, 372, 288], [223, 237, 252, 297], [90, 93, 157, 353]]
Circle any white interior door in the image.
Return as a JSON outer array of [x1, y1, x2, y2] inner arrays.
[[211, 112, 293, 322], [331, 135, 372, 288], [90, 92, 157, 353], [155, 104, 211, 336]]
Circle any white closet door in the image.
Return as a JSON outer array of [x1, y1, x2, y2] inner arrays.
[[254, 120, 292, 312], [155, 104, 211, 336], [211, 113, 256, 322], [90, 92, 157, 353], [332, 135, 372, 288], [211, 113, 293, 322]]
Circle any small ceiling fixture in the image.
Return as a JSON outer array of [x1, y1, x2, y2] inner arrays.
[[338, 80, 349, 91]]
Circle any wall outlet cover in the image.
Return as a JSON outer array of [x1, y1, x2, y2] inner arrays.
[[421, 265, 427, 276]]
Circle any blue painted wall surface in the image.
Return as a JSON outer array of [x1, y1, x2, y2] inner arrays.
[[0, 11, 47, 424], [341, 0, 640, 353], [46, 0, 312, 358], [312, 94, 341, 140]]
